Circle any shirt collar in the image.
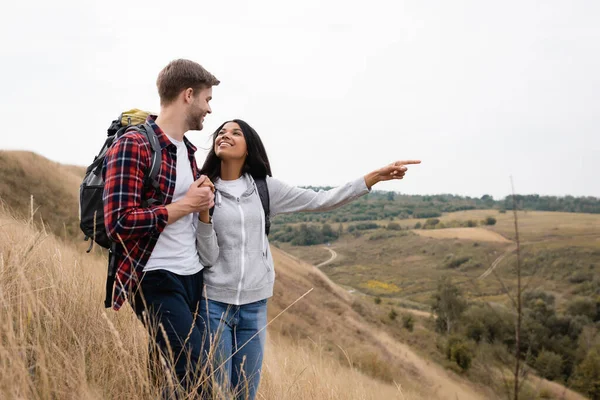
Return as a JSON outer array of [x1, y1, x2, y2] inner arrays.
[[147, 115, 197, 155]]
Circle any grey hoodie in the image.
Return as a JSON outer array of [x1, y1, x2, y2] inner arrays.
[[196, 173, 370, 305]]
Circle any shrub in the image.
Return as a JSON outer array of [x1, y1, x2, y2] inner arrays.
[[569, 271, 594, 284], [402, 314, 414, 332], [446, 336, 472, 371], [570, 347, 600, 398], [388, 308, 398, 321], [567, 297, 597, 320], [422, 218, 440, 229], [483, 217, 497, 226], [413, 210, 441, 218], [414, 222, 422, 229], [535, 350, 563, 381], [386, 222, 402, 231], [445, 256, 470, 269], [374, 297, 382, 305]]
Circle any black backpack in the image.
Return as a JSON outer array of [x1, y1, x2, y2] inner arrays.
[[79, 110, 162, 308], [79, 110, 162, 252]]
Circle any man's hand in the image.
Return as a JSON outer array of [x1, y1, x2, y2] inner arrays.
[[183, 176, 215, 212], [166, 175, 215, 225], [364, 160, 421, 189], [199, 176, 215, 193]]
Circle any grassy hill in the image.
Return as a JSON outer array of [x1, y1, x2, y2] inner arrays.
[[0, 151, 592, 399], [0, 150, 85, 239]]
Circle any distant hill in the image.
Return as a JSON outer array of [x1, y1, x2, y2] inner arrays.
[[0, 151, 85, 239], [273, 187, 600, 225]]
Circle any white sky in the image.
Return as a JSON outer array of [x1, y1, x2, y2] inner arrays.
[[1, 0, 599, 199]]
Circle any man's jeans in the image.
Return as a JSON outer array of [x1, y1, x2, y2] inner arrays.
[[132, 269, 207, 396], [200, 298, 268, 400]]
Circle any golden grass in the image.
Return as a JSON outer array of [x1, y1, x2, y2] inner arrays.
[[413, 227, 512, 243], [0, 150, 86, 239], [0, 204, 439, 399]]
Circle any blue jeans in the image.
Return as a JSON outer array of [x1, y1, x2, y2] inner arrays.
[[200, 298, 268, 400], [132, 269, 208, 398]]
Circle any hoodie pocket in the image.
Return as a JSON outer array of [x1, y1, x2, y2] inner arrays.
[[262, 251, 272, 272], [204, 249, 241, 290], [244, 250, 272, 289]]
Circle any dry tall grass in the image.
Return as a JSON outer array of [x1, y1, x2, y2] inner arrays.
[[0, 205, 413, 399]]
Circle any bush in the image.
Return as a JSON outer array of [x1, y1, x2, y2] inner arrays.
[[413, 210, 442, 218], [535, 350, 563, 381], [445, 256, 470, 269], [402, 314, 414, 332], [414, 222, 422, 229], [386, 222, 402, 231], [466, 220, 478, 227], [483, 217, 497, 226], [388, 308, 398, 321], [569, 271, 594, 284], [446, 336, 472, 371], [369, 231, 397, 241], [570, 347, 600, 399], [374, 297, 382, 305], [567, 297, 597, 320], [347, 222, 379, 232]]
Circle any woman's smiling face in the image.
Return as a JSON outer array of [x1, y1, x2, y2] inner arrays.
[[215, 121, 247, 161]]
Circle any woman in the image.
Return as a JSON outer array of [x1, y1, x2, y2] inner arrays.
[[195, 119, 420, 399]]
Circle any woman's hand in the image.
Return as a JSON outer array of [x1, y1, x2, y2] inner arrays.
[[198, 175, 215, 223], [199, 176, 215, 192], [364, 160, 421, 189]]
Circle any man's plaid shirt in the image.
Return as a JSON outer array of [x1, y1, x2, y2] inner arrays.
[[102, 115, 199, 310]]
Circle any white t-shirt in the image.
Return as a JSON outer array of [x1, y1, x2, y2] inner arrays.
[[144, 135, 203, 275], [216, 176, 247, 198]]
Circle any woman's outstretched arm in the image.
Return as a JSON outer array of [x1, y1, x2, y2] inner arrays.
[[269, 159, 421, 217]]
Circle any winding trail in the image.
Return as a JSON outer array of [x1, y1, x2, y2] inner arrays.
[[478, 245, 517, 280], [316, 247, 337, 268]]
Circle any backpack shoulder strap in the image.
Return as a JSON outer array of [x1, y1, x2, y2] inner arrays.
[[255, 177, 271, 235], [208, 178, 270, 235], [128, 123, 163, 206]]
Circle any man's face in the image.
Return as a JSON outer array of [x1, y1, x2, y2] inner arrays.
[[186, 86, 213, 131]]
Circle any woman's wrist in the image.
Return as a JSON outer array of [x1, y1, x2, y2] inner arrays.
[[199, 210, 211, 224], [364, 171, 380, 190]]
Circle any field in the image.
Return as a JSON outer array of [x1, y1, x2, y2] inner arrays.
[[278, 210, 600, 308], [0, 150, 595, 399]]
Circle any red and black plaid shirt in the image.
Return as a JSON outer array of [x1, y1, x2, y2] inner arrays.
[[102, 115, 199, 310]]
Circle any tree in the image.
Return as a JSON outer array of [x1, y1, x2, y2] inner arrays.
[[432, 277, 467, 334], [570, 346, 600, 399], [535, 350, 563, 381]]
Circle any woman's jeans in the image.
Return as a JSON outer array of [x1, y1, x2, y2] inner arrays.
[[200, 298, 268, 400]]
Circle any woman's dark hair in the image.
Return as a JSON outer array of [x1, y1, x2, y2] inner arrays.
[[200, 119, 272, 182]]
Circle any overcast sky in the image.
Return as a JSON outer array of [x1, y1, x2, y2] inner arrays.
[[1, 0, 598, 199]]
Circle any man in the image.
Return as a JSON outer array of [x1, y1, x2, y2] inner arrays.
[[103, 59, 219, 394]]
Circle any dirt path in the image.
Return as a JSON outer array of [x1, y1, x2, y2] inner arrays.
[[316, 247, 337, 268], [478, 245, 517, 280]]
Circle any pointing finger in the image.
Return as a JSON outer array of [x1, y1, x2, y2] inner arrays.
[[394, 160, 421, 166]]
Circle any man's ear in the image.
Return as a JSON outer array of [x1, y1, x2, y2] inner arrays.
[[183, 88, 194, 104]]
